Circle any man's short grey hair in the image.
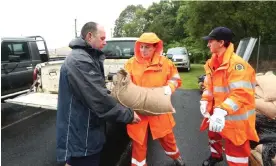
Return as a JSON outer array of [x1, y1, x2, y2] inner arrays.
[[81, 22, 98, 38]]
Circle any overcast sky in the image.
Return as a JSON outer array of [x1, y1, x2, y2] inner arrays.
[[0, 0, 159, 49]]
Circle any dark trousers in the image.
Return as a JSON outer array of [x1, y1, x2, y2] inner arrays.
[[66, 153, 101, 166]]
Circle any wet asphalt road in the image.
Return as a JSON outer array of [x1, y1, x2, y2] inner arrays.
[[1, 104, 129, 166], [1, 89, 227, 166], [146, 90, 226, 166]]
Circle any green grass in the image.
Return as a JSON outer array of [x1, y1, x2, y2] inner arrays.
[[178, 64, 205, 89]]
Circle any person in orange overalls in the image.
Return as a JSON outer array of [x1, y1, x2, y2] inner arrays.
[[200, 27, 259, 166], [124, 32, 185, 166]]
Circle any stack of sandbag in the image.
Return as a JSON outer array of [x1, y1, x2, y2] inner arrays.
[[250, 71, 276, 166], [250, 113, 276, 166], [255, 71, 276, 119], [111, 69, 175, 116], [253, 144, 276, 166]]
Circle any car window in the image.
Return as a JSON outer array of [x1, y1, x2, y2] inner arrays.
[[1, 42, 30, 61], [13, 43, 30, 61], [102, 40, 136, 59]]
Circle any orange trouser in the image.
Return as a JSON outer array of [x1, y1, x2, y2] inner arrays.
[[208, 131, 251, 166], [131, 130, 180, 166]]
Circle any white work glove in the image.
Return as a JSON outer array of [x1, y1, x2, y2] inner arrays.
[[200, 101, 209, 118], [209, 108, 228, 132], [164, 85, 172, 95]]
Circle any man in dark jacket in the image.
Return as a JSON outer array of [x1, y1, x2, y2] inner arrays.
[[56, 21, 140, 166]]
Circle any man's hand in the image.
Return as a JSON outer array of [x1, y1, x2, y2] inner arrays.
[[132, 111, 141, 124], [164, 85, 172, 95], [209, 108, 227, 132], [200, 100, 209, 118]]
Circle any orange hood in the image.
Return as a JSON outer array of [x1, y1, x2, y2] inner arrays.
[[134, 32, 163, 63]]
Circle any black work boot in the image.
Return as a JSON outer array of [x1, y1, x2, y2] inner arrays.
[[202, 156, 223, 166], [174, 156, 185, 166]]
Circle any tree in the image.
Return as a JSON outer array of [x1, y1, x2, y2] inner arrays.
[[113, 1, 276, 62], [144, 1, 187, 46], [113, 5, 146, 37]]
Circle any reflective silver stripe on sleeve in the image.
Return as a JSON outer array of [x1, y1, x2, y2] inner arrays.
[[214, 86, 229, 93], [229, 81, 254, 89], [203, 90, 213, 96], [172, 73, 181, 79], [223, 98, 239, 112], [252, 82, 256, 88], [168, 80, 178, 87], [168, 74, 180, 87], [225, 110, 255, 121]]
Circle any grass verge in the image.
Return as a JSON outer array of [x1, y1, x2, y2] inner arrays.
[[178, 64, 205, 89]]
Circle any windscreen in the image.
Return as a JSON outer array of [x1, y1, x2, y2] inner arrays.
[[102, 40, 136, 59]]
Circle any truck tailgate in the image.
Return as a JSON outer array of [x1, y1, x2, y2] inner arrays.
[[5, 92, 57, 110]]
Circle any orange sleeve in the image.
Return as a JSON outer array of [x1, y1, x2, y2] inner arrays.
[[124, 58, 134, 81], [218, 63, 256, 115], [201, 76, 209, 101], [167, 59, 182, 92], [124, 59, 131, 73]]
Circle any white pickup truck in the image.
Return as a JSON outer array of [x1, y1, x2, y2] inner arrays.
[[5, 37, 138, 110]]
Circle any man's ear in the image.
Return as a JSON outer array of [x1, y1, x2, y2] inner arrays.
[[85, 32, 92, 41], [219, 40, 225, 47]]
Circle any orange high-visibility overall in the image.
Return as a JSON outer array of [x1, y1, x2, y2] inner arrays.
[[125, 33, 182, 166], [200, 43, 259, 166]]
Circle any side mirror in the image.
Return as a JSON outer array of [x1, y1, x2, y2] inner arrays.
[[9, 55, 20, 62]]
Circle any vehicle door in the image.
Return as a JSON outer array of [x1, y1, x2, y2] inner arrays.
[[1, 42, 11, 95], [1, 41, 33, 95]]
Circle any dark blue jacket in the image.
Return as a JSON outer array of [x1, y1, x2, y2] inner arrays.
[[56, 37, 134, 162]]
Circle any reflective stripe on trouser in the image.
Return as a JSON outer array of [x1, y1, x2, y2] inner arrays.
[[158, 132, 180, 160], [131, 131, 180, 166], [208, 131, 250, 166]]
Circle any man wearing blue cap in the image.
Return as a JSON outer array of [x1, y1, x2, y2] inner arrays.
[[199, 27, 259, 166]]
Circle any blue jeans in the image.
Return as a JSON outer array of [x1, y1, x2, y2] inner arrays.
[[66, 153, 101, 166]]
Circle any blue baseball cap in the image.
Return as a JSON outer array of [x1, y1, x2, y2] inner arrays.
[[202, 27, 234, 41]]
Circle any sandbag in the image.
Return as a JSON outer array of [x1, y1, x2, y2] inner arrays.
[[251, 150, 263, 166], [256, 144, 263, 153], [255, 144, 276, 166], [265, 71, 275, 76], [255, 114, 276, 166], [111, 69, 175, 116], [256, 98, 276, 119], [256, 73, 264, 76], [255, 85, 264, 99], [256, 74, 276, 102]]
